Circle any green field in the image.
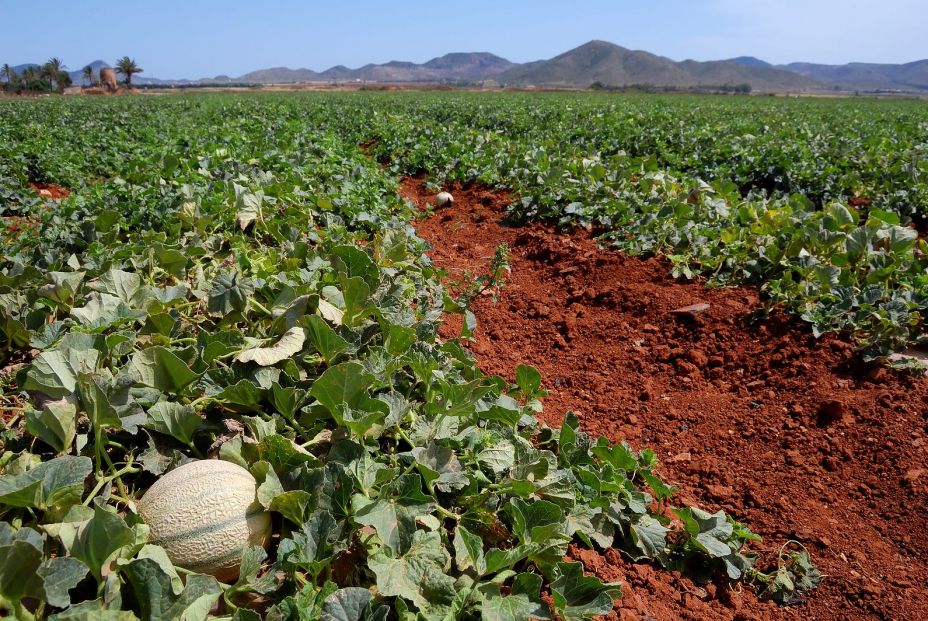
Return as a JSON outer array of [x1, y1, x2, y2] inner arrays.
[[2, 91, 923, 618], [5, 93, 928, 357]]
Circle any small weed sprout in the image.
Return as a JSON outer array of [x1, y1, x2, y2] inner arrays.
[[460, 243, 511, 305]]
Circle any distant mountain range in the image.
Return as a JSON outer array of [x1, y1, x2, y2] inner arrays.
[[232, 52, 515, 84], [14, 41, 928, 93], [724, 55, 928, 91], [777, 60, 928, 92]]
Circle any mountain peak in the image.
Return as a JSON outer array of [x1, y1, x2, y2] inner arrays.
[[729, 56, 772, 68], [421, 52, 514, 77], [499, 42, 817, 90], [570, 40, 630, 54], [24, 41, 926, 93]]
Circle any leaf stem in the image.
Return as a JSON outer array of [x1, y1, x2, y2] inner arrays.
[[106, 439, 130, 452], [83, 461, 141, 506], [189, 395, 215, 408], [249, 299, 273, 317], [436, 505, 460, 521], [109, 492, 136, 506], [101, 446, 130, 497]]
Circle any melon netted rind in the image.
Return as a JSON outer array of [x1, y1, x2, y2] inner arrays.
[[138, 459, 272, 581]]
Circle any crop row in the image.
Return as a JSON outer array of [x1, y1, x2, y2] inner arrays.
[[339, 93, 928, 358]]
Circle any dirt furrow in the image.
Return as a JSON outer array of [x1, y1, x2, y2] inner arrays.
[[401, 176, 928, 621]]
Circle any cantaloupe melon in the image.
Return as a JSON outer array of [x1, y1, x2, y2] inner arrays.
[[138, 459, 272, 581], [435, 191, 454, 207]]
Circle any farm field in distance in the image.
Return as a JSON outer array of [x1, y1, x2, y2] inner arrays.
[[0, 91, 927, 621]]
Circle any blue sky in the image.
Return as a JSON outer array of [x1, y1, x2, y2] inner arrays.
[[1, 0, 925, 78]]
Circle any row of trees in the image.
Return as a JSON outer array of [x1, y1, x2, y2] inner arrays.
[[0, 58, 70, 94], [0, 57, 143, 94]]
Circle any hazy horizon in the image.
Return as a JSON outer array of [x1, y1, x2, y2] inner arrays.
[[2, 0, 926, 79]]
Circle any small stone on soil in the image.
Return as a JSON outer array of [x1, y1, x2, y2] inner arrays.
[[669, 302, 711, 318]]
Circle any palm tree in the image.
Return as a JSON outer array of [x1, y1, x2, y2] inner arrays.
[[46, 57, 65, 72], [82, 64, 97, 87], [0, 63, 19, 92], [115, 57, 142, 88], [42, 57, 67, 92], [1, 64, 16, 92]]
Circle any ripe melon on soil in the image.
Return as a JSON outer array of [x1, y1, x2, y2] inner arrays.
[[435, 191, 454, 207], [138, 459, 272, 581]]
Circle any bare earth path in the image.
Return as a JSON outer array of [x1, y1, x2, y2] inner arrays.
[[401, 177, 928, 621]]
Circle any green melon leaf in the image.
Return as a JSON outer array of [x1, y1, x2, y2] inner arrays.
[[48, 599, 140, 621], [278, 510, 340, 577], [0, 524, 47, 611], [38, 556, 90, 609], [23, 348, 101, 399], [25, 399, 78, 454], [353, 474, 435, 554], [123, 557, 221, 621], [208, 271, 254, 315], [453, 525, 486, 575], [38, 271, 86, 306], [321, 587, 388, 621], [144, 402, 202, 446], [270, 490, 313, 526], [550, 562, 621, 620], [628, 514, 670, 561], [368, 530, 456, 613], [304, 315, 349, 363], [66, 502, 145, 583], [480, 573, 551, 621], [128, 347, 199, 393], [77, 372, 122, 432], [309, 362, 375, 415], [0, 455, 92, 512]]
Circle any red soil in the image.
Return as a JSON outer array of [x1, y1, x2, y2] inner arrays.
[[401, 177, 928, 621], [0, 215, 40, 238], [29, 182, 70, 201], [0, 183, 66, 244], [0, 183, 71, 241]]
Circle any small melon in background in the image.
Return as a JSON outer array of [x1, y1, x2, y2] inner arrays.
[[138, 459, 272, 582], [435, 191, 454, 207]]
